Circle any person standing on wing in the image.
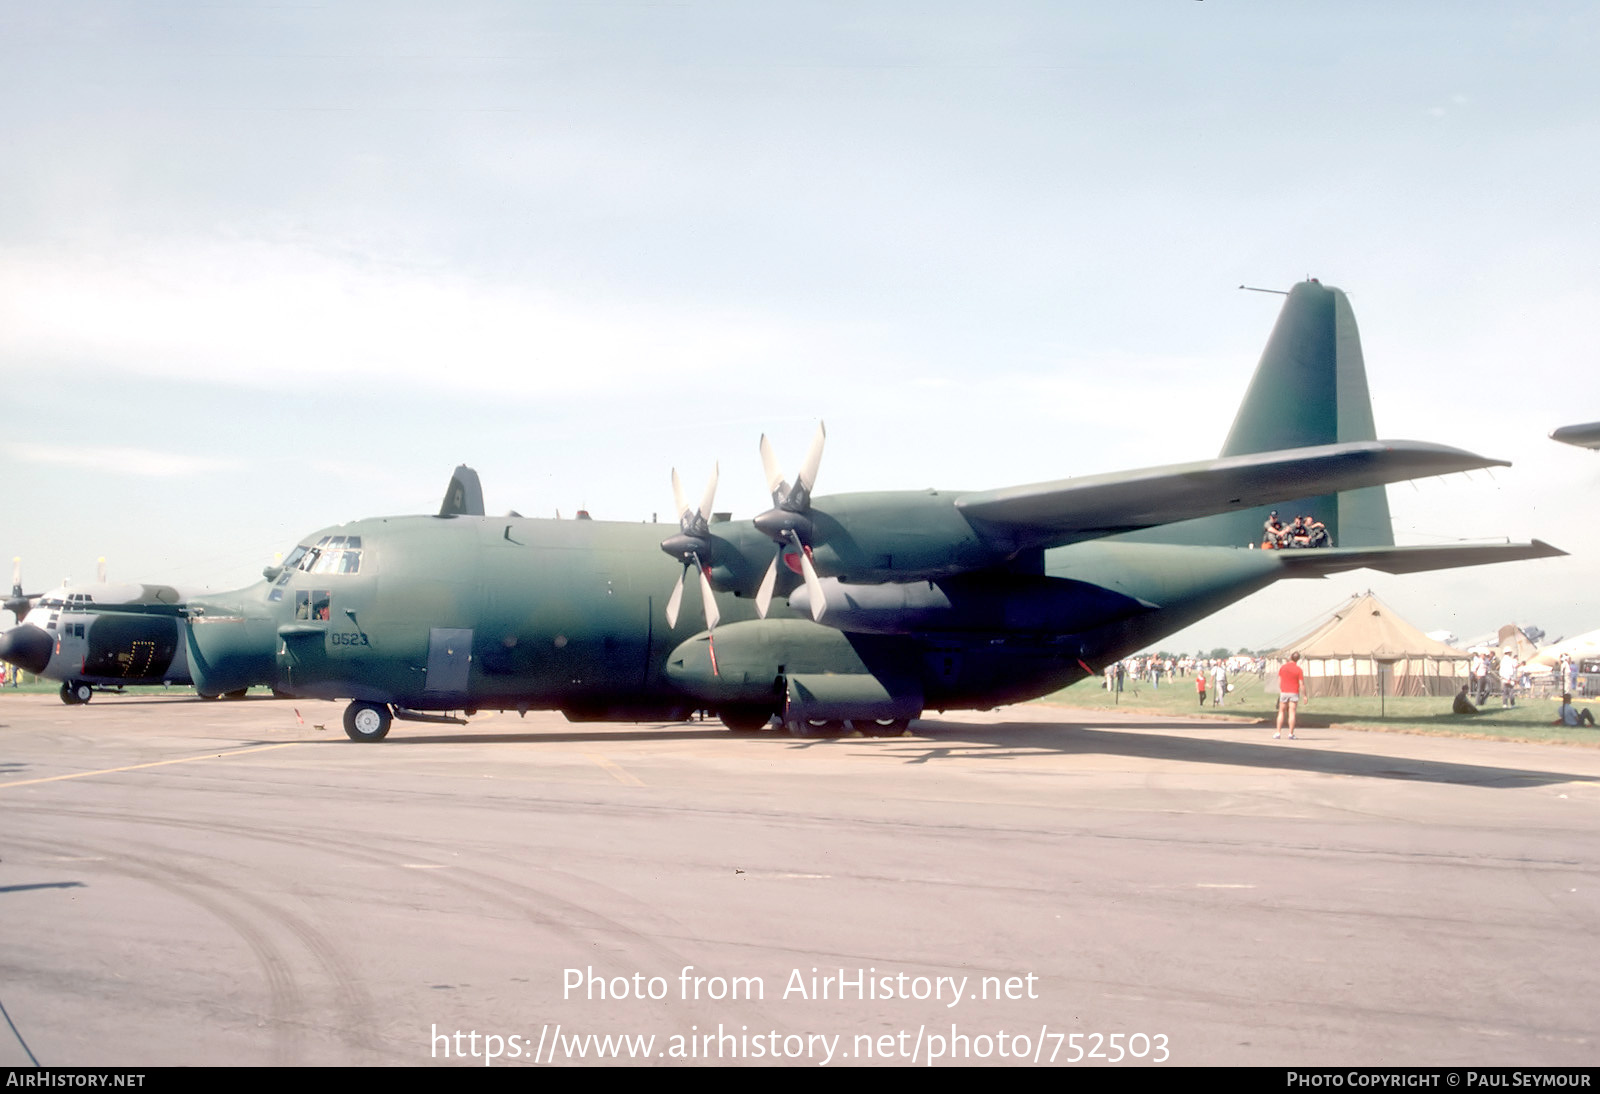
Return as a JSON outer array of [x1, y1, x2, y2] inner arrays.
[[1275, 652, 1304, 740]]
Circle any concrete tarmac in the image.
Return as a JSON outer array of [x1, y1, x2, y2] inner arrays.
[[1, 692, 1597, 1067]]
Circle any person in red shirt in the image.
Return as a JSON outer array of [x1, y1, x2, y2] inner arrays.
[[1196, 672, 1207, 707], [1275, 651, 1304, 740]]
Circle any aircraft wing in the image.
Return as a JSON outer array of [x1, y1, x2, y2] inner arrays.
[[1270, 540, 1566, 575], [956, 440, 1507, 552]]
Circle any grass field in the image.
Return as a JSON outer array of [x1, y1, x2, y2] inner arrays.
[[4, 674, 1596, 746], [1039, 672, 1600, 746]]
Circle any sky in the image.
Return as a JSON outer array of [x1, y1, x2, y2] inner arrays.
[[2, 1, 1597, 653]]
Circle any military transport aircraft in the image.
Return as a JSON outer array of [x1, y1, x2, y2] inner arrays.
[[0, 466, 489, 703], [177, 280, 1559, 740], [0, 556, 197, 702]]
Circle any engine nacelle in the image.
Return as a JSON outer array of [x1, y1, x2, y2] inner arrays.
[[787, 573, 1155, 636], [665, 618, 875, 705]]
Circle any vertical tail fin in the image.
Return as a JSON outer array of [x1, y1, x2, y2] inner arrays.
[[438, 465, 485, 518], [1127, 279, 1394, 548]]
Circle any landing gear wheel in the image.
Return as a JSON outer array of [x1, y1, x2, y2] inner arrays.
[[223, 688, 249, 699], [198, 692, 221, 701], [60, 681, 87, 705], [718, 708, 773, 733], [71, 681, 94, 704], [789, 718, 845, 737], [343, 701, 393, 742], [867, 718, 910, 737]]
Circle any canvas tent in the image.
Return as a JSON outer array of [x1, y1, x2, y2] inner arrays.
[[1267, 592, 1471, 698]]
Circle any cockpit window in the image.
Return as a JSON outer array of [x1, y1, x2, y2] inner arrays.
[[291, 537, 361, 576]]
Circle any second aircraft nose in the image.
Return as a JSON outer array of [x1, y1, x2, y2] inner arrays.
[[0, 623, 54, 675]]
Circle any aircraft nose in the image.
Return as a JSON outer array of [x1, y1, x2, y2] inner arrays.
[[0, 623, 54, 675]]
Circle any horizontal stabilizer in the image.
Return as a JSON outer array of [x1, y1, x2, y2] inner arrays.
[[1271, 539, 1565, 576], [957, 440, 1507, 553]]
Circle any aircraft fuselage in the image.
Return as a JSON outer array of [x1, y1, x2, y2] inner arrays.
[[184, 512, 1292, 726]]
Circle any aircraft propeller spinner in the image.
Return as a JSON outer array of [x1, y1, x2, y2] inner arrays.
[[752, 422, 828, 622], [659, 465, 721, 632]]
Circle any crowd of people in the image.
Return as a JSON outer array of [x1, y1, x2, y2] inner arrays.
[[1259, 511, 1331, 549], [1102, 653, 1267, 708], [1105, 645, 1595, 735]]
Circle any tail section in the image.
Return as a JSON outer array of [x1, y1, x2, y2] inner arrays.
[[438, 465, 485, 518], [1128, 279, 1393, 548]]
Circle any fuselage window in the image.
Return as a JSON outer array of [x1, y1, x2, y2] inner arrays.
[[295, 589, 333, 621]]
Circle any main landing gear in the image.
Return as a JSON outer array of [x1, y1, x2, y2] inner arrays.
[[343, 701, 393, 741], [785, 717, 912, 737]]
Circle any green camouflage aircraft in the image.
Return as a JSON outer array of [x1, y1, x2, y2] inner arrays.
[[180, 280, 1560, 740]]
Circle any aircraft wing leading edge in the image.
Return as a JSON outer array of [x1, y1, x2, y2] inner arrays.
[[956, 439, 1506, 552]]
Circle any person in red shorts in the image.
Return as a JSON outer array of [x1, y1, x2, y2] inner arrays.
[[1275, 651, 1304, 740]]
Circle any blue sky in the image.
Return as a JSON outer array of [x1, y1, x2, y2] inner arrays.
[[3, 2, 1596, 651]]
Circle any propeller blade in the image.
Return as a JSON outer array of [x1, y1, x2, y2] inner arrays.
[[697, 463, 719, 525], [665, 565, 687, 629], [96, 557, 107, 583], [760, 435, 788, 507], [754, 552, 779, 619], [786, 531, 827, 622], [671, 469, 689, 526], [11, 556, 20, 594], [697, 560, 721, 631], [794, 421, 826, 504], [798, 547, 826, 622]]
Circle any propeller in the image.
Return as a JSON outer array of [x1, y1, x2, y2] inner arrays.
[[6, 557, 42, 623], [752, 422, 828, 621], [659, 465, 721, 632]]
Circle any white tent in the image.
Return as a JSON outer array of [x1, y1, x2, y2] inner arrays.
[[1268, 592, 1471, 698]]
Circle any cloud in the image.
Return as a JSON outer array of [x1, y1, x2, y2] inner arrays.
[[0, 236, 868, 400], [5, 442, 239, 478]]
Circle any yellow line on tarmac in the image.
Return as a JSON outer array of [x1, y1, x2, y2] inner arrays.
[[0, 743, 300, 790], [584, 753, 645, 786]]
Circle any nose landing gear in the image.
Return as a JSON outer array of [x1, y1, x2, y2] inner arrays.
[[343, 701, 393, 741]]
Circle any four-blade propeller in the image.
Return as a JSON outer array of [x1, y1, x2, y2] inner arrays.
[[659, 465, 721, 632], [752, 423, 827, 621], [6, 557, 41, 623], [659, 422, 830, 631]]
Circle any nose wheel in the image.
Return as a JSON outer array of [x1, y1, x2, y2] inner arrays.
[[343, 701, 393, 741], [60, 681, 93, 705]]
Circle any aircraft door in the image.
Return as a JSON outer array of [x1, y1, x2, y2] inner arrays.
[[425, 627, 473, 693]]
